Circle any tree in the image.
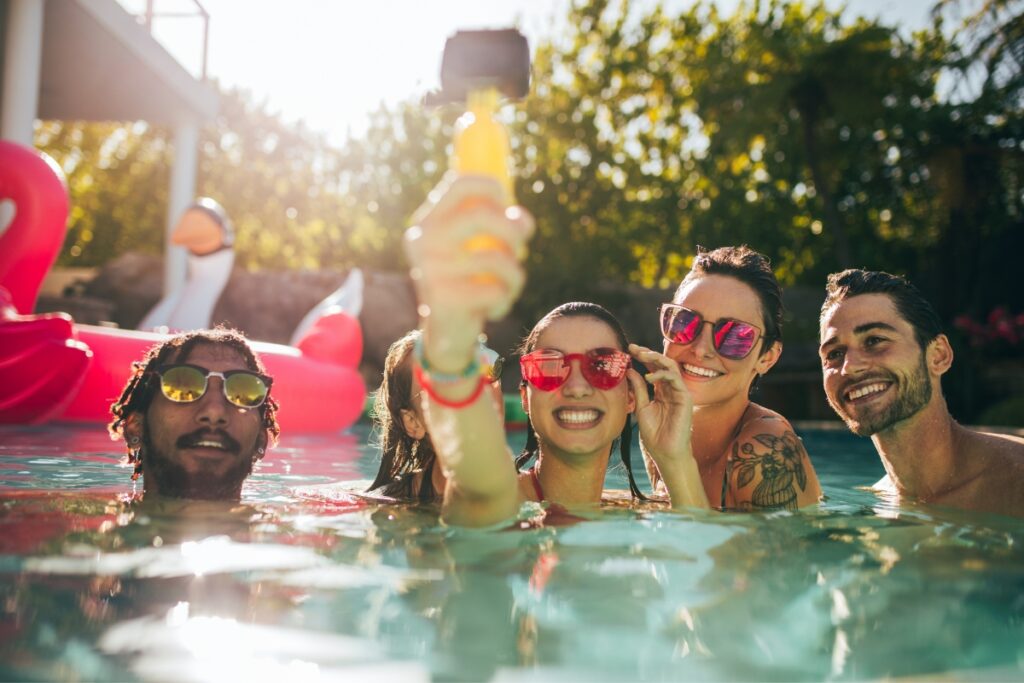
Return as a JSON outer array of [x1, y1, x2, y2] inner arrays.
[[500, 0, 954, 322], [35, 120, 170, 266]]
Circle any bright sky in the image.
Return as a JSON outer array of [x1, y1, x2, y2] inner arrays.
[[122, 0, 935, 146]]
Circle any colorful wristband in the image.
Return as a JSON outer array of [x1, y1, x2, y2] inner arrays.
[[413, 335, 482, 383], [413, 363, 488, 409]]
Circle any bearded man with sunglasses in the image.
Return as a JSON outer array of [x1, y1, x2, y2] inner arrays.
[[820, 269, 1024, 517], [109, 328, 280, 501]]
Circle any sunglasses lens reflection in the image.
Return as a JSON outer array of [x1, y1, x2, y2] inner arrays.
[[664, 307, 701, 345], [662, 305, 759, 360], [583, 350, 629, 389], [159, 366, 269, 408], [521, 350, 629, 392], [225, 373, 269, 408], [522, 354, 569, 391], [715, 321, 758, 359], [160, 366, 207, 402]]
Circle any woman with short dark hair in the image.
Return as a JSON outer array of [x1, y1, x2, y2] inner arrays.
[[645, 246, 822, 511]]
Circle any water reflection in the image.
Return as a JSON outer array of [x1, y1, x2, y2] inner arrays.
[[1, 425, 1023, 681]]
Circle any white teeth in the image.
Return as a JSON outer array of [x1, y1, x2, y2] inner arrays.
[[682, 364, 720, 378], [555, 409, 600, 424], [193, 440, 225, 449], [847, 383, 888, 401]]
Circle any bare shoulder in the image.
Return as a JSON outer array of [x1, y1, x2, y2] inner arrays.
[[978, 429, 1024, 449], [734, 406, 814, 460], [940, 427, 1024, 516], [736, 404, 795, 438], [727, 404, 823, 511], [969, 428, 1024, 475]]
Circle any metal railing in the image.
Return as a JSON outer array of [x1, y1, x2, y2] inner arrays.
[[136, 0, 210, 81]]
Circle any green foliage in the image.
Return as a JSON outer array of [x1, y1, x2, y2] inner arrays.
[[331, 102, 450, 269], [509, 0, 957, 323], [37, 87, 450, 273], [196, 90, 355, 271], [34, 0, 1022, 338], [36, 121, 171, 266]]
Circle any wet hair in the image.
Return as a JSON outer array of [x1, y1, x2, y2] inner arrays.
[[108, 327, 280, 479], [514, 302, 646, 500], [367, 330, 440, 502], [822, 269, 943, 349], [676, 245, 784, 353]]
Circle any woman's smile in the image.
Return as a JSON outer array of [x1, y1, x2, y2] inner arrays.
[[552, 406, 604, 429]]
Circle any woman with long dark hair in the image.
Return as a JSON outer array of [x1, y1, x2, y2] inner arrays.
[[366, 329, 503, 503]]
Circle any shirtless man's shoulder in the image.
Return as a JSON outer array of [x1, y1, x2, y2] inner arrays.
[[878, 429, 1024, 516]]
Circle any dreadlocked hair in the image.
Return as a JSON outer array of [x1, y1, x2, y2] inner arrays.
[[367, 330, 440, 502], [514, 302, 647, 500], [108, 327, 281, 477]]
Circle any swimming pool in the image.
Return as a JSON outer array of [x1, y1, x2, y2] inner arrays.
[[1, 422, 1022, 681]]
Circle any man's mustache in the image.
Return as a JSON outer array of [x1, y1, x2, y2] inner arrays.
[[175, 428, 242, 453]]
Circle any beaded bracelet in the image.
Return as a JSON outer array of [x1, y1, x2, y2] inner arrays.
[[413, 363, 488, 409], [413, 335, 484, 383]]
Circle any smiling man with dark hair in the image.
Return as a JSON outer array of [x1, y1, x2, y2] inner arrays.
[[819, 269, 1024, 517], [109, 328, 280, 501]]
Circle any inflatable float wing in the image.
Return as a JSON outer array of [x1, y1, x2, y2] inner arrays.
[[0, 140, 365, 433]]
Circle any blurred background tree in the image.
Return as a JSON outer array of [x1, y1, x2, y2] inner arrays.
[[510, 0, 953, 320], [35, 0, 1023, 419]]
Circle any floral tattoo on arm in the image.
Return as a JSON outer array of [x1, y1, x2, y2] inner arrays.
[[728, 431, 809, 510]]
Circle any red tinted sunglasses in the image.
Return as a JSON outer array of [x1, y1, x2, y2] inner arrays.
[[520, 348, 631, 392], [659, 303, 762, 360]]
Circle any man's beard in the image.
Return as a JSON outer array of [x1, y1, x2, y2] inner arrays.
[[832, 353, 932, 437], [141, 429, 254, 500]]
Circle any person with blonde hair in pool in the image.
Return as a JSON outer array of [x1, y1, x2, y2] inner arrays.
[[403, 175, 709, 526], [644, 246, 823, 511], [366, 329, 504, 503]]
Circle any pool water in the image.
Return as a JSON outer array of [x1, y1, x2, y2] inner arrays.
[[1, 423, 1022, 682]]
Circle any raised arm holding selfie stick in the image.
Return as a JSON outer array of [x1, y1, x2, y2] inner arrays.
[[406, 29, 708, 527]]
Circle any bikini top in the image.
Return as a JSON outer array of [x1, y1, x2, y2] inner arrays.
[[529, 467, 545, 501], [526, 467, 588, 527]]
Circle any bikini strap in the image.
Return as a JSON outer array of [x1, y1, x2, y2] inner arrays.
[[529, 467, 545, 502], [721, 403, 755, 511]]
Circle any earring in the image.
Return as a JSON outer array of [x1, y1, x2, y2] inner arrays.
[[257, 447, 265, 455], [128, 436, 140, 446]]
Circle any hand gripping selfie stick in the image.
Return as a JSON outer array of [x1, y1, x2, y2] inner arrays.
[[430, 29, 530, 266]]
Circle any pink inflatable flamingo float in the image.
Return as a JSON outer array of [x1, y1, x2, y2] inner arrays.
[[0, 140, 366, 432]]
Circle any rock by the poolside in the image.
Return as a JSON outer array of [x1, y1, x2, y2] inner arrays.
[[80, 252, 163, 328], [357, 270, 419, 374], [213, 269, 345, 343], [34, 294, 114, 325]]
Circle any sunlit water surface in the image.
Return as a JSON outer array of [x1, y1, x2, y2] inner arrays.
[[1, 423, 1022, 682]]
